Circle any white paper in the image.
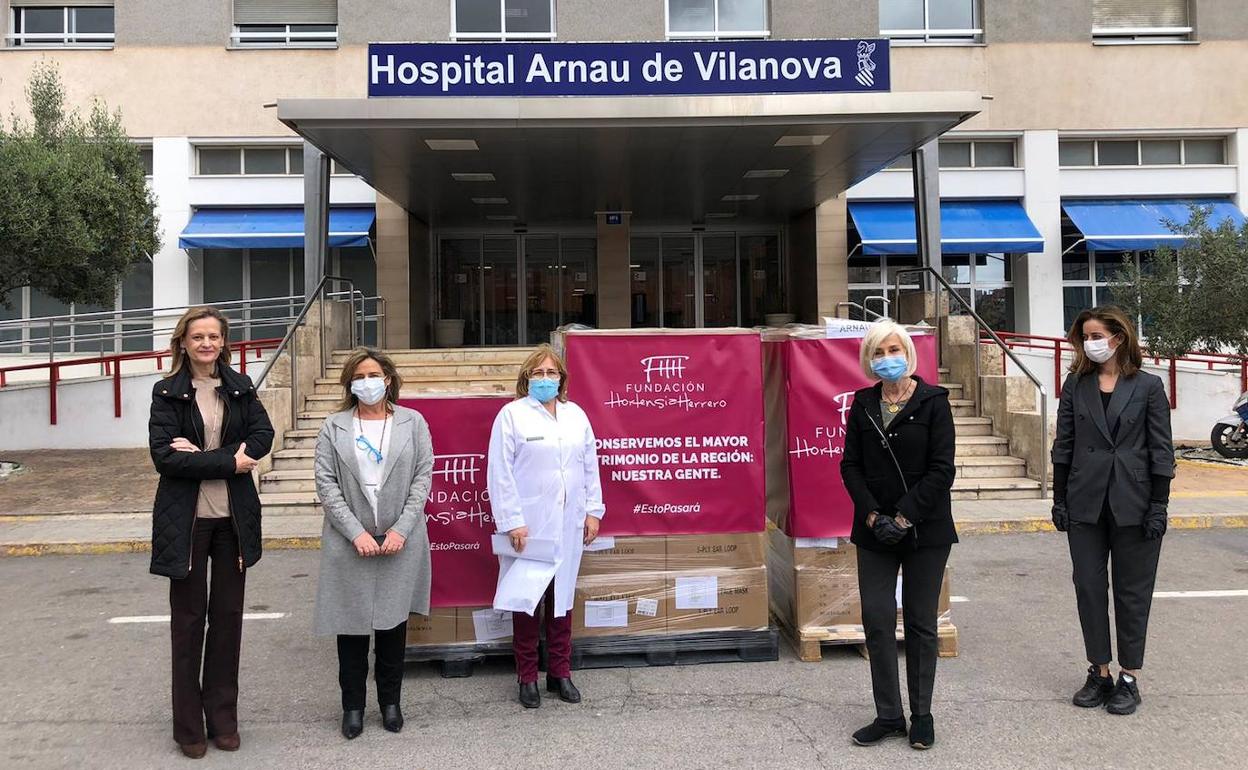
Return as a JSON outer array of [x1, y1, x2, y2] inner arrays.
[[634, 597, 659, 617], [795, 537, 839, 549], [492, 558, 560, 615], [822, 317, 875, 339], [583, 600, 629, 628], [674, 576, 719, 610], [472, 609, 512, 642], [583, 536, 617, 552], [490, 533, 558, 563]]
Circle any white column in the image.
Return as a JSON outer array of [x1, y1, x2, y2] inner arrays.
[[150, 137, 193, 347], [1018, 130, 1065, 336], [1234, 128, 1248, 214]]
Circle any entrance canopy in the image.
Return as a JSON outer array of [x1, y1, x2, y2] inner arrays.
[[849, 199, 1044, 255], [1062, 198, 1246, 251], [179, 207, 375, 249], [276, 92, 982, 226]]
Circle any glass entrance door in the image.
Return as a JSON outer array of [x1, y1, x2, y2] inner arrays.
[[482, 237, 519, 346], [661, 236, 697, 328], [522, 235, 559, 345], [700, 234, 738, 328]]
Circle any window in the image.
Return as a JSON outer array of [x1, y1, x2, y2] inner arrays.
[[232, 1, 337, 47], [7, 4, 114, 48], [667, 0, 769, 40], [137, 145, 154, 176], [196, 146, 306, 176], [453, 0, 555, 41], [1093, 0, 1191, 42], [1058, 137, 1227, 167], [880, 0, 981, 43], [887, 138, 1016, 170]]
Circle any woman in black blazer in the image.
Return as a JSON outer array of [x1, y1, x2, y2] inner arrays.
[[1051, 306, 1174, 716], [149, 306, 274, 758], [841, 320, 957, 751]]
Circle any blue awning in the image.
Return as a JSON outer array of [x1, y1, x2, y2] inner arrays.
[[848, 200, 1044, 255], [1062, 198, 1246, 252], [178, 207, 375, 250]]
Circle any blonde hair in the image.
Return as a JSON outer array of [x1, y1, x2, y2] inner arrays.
[[859, 320, 918, 381], [335, 347, 403, 412], [167, 306, 231, 377], [515, 343, 568, 402]]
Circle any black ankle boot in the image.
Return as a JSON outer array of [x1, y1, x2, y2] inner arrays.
[[909, 714, 935, 750], [1106, 673, 1142, 715], [851, 717, 907, 746], [1072, 665, 1115, 708], [341, 708, 364, 739], [381, 704, 403, 733], [519, 681, 541, 709], [546, 676, 582, 704]]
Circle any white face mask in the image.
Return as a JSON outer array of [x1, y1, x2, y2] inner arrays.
[[1083, 337, 1116, 364], [351, 377, 387, 406]]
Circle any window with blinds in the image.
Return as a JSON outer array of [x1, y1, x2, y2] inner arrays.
[[232, 0, 338, 47], [1093, 0, 1191, 42], [7, 3, 115, 48]]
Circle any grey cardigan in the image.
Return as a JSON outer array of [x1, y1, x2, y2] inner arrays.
[[312, 405, 434, 636]]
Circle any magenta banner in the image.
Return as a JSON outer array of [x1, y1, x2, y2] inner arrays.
[[564, 332, 766, 536], [400, 396, 509, 607], [781, 334, 938, 537]]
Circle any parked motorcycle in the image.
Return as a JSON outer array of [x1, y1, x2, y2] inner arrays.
[[1211, 390, 1248, 459]]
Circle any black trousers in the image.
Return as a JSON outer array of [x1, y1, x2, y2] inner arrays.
[[857, 544, 951, 721], [1067, 504, 1162, 670], [336, 622, 408, 710], [168, 518, 246, 746]]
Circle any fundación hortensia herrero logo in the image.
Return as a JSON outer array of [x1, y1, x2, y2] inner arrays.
[[425, 453, 490, 548], [604, 354, 728, 411], [855, 41, 877, 88]]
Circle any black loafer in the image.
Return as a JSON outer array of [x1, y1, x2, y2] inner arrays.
[[1073, 665, 1116, 708], [546, 676, 582, 704], [851, 718, 907, 746], [1106, 673, 1142, 715], [341, 708, 364, 740], [381, 704, 404, 733], [519, 681, 541, 709]]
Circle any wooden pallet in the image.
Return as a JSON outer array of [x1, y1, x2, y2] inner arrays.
[[776, 614, 959, 662], [571, 629, 779, 670], [404, 641, 514, 678]]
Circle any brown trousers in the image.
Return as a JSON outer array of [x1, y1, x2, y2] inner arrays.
[[168, 518, 246, 745]]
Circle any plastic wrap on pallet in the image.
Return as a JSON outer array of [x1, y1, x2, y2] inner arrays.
[[574, 565, 770, 639], [580, 535, 666, 575], [665, 532, 766, 570]]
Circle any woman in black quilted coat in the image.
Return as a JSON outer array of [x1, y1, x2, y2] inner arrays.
[[148, 306, 273, 759]]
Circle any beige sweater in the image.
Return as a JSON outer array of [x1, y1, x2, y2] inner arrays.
[[193, 376, 231, 519]]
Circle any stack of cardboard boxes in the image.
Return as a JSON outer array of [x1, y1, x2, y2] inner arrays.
[[407, 532, 769, 649]]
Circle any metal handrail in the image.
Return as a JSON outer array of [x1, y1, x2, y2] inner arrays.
[[255, 275, 357, 430], [893, 267, 1049, 497], [835, 301, 885, 321]]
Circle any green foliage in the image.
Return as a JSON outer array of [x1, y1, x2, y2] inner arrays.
[[0, 62, 160, 309], [1115, 205, 1248, 359]]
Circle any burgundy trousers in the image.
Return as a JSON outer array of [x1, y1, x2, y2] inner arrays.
[[168, 518, 246, 746], [511, 582, 572, 683]]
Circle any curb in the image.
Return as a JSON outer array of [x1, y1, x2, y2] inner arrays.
[[959, 514, 1248, 535]]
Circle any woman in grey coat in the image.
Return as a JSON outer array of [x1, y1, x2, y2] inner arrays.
[[313, 348, 433, 740]]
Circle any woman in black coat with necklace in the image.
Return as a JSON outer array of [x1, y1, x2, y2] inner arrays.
[[841, 320, 957, 751]]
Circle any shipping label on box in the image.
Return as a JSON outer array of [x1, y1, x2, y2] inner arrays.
[[666, 532, 765, 570], [666, 566, 769, 633], [455, 607, 513, 643], [573, 572, 668, 637], [406, 609, 458, 646], [579, 536, 666, 576]]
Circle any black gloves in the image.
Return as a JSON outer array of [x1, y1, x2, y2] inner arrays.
[[1143, 501, 1168, 540], [871, 513, 911, 545], [1051, 500, 1069, 533]]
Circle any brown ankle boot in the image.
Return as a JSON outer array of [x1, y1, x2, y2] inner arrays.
[[178, 742, 207, 759], [212, 733, 240, 751]]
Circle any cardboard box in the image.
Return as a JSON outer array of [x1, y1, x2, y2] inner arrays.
[[665, 566, 769, 633], [579, 535, 666, 575], [666, 532, 766, 570], [456, 606, 513, 644], [767, 523, 857, 571], [405, 609, 458, 646], [573, 572, 668, 637], [788, 565, 952, 630]]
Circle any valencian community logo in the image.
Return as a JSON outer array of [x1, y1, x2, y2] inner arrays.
[[855, 40, 877, 87]]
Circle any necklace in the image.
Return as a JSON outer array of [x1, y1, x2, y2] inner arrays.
[[882, 380, 914, 414]]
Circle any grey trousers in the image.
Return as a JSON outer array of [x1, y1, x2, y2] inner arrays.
[[857, 544, 951, 720]]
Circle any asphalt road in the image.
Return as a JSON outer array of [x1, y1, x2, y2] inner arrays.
[[0, 530, 1245, 769]]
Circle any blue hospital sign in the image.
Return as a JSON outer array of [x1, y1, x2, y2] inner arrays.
[[368, 40, 890, 98]]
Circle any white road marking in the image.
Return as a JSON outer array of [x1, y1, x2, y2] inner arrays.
[[1153, 590, 1248, 599], [108, 612, 287, 624], [950, 596, 971, 603]]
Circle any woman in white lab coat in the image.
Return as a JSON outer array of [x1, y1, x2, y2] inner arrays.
[[488, 343, 605, 709]]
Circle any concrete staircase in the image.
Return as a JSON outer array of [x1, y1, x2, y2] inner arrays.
[[258, 353, 1041, 516]]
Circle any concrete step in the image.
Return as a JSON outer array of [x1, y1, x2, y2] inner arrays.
[[272, 449, 315, 469], [949, 399, 976, 417], [951, 476, 1043, 501], [316, 363, 521, 385], [939, 382, 964, 399], [259, 492, 321, 516], [261, 471, 316, 494], [954, 456, 1028, 479], [952, 416, 993, 436], [283, 429, 321, 450], [952, 435, 1010, 456], [329, 348, 530, 365], [319, 372, 516, 387]]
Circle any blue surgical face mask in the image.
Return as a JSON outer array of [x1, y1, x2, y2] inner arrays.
[[529, 378, 560, 403], [351, 377, 387, 406], [871, 355, 909, 383]]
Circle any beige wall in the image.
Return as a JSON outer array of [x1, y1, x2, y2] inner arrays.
[[788, 197, 849, 323], [375, 195, 411, 349], [595, 213, 631, 329]]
